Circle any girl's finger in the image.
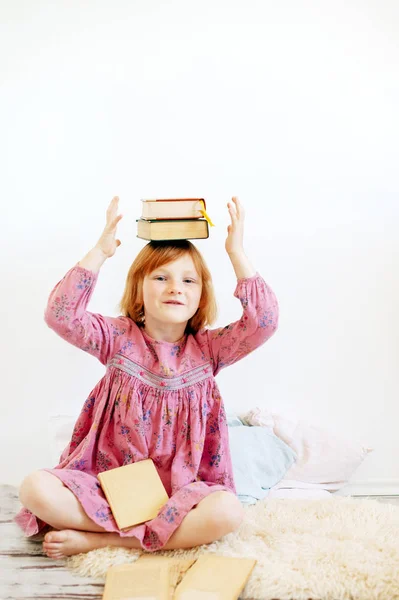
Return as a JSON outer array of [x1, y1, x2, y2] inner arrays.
[[232, 196, 242, 219], [106, 196, 119, 222], [105, 214, 123, 233], [111, 214, 123, 229], [107, 196, 119, 211], [227, 202, 238, 222]]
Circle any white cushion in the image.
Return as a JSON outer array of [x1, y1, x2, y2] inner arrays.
[[240, 407, 373, 492]]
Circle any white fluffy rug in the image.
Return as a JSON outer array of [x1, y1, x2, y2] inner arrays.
[[67, 497, 399, 600]]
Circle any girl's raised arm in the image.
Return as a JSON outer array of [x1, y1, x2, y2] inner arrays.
[[79, 196, 123, 272], [206, 197, 279, 375], [44, 197, 133, 365]]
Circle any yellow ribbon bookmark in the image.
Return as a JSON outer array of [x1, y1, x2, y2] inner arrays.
[[200, 201, 215, 227]]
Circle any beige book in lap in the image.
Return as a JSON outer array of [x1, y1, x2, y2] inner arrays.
[[174, 555, 256, 600], [97, 459, 169, 530], [102, 562, 170, 600]]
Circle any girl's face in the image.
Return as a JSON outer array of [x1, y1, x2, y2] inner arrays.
[[142, 254, 202, 329]]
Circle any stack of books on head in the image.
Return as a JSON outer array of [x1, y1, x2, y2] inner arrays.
[[136, 198, 213, 241]]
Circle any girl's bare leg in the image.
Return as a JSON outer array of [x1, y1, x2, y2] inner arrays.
[[19, 471, 107, 532], [19, 471, 244, 559]]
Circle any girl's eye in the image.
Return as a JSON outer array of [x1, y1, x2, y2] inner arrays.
[[155, 276, 166, 281], [184, 279, 195, 284]]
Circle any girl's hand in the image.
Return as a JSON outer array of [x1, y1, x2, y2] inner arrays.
[[225, 196, 245, 255], [95, 196, 123, 258]]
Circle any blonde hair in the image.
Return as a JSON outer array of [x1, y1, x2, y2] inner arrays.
[[119, 241, 217, 335]]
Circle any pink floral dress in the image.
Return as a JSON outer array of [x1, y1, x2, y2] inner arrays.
[[15, 264, 278, 551]]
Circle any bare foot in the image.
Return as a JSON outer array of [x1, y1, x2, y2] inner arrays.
[[42, 529, 108, 559]]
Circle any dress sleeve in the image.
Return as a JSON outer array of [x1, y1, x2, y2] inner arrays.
[[205, 272, 279, 376], [44, 264, 133, 365]]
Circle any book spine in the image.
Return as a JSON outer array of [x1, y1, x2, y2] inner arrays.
[[97, 475, 120, 528]]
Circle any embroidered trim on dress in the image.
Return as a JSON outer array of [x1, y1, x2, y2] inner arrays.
[[107, 354, 213, 390]]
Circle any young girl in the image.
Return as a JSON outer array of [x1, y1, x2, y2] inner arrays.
[[16, 196, 278, 559]]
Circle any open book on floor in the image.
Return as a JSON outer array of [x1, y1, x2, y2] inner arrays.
[[174, 555, 256, 600], [102, 562, 170, 600], [102, 555, 256, 600]]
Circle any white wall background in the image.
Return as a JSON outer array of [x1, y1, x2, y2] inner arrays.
[[1, 0, 398, 491]]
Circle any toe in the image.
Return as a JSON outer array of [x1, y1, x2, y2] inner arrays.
[[43, 538, 64, 555], [43, 542, 60, 551], [45, 530, 67, 543], [48, 553, 63, 559]]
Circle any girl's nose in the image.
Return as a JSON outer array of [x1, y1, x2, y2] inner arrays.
[[168, 282, 182, 294]]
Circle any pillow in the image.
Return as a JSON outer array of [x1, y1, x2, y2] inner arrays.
[[240, 407, 373, 492], [228, 425, 297, 505], [226, 414, 244, 427]]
